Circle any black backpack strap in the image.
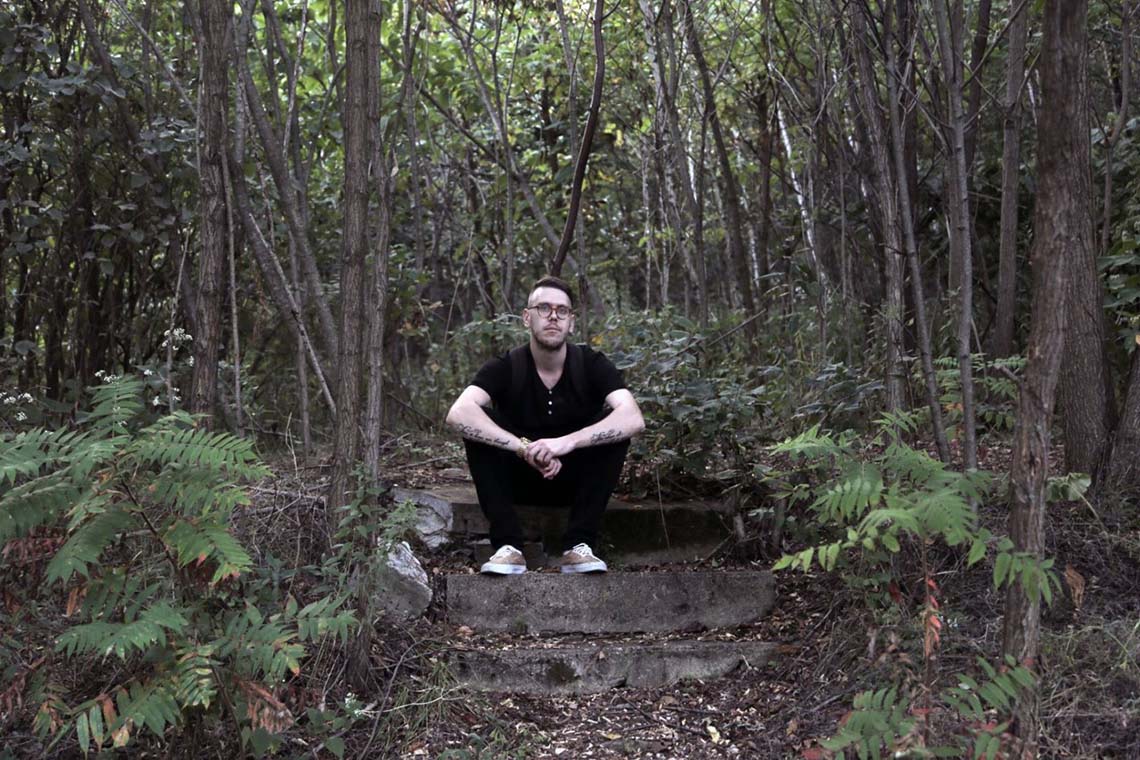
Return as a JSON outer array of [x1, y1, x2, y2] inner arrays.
[[508, 345, 529, 401], [566, 342, 588, 399]]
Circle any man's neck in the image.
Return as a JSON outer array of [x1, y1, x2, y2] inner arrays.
[[529, 338, 566, 373]]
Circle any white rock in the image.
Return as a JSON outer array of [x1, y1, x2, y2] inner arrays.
[[394, 487, 454, 550], [373, 541, 432, 621]]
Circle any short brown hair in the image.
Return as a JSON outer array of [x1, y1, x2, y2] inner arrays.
[[529, 275, 575, 307]]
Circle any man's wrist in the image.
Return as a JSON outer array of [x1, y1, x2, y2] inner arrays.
[[516, 437, 531, 458]]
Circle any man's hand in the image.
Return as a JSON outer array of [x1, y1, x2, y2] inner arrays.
[[523, 436, 573, 480], [525, 436, 575, 466]]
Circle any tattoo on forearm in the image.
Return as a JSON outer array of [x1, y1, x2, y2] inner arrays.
[[455, 423, 511, 448], [590, 429, 626, 445]]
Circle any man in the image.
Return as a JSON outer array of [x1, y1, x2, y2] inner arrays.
[[446, 275, 645, 575]]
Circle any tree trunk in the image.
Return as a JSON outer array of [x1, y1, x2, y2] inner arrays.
[[1002, 2, 1083, 754], [934, 0, 979, 476], [1056, 4, 1114, 480], [885, 14, 951, 463], [190, 0, 232, 427], [236, 42, 339, 363], [329, 0, 375, 511], [363, 0, 392, 482], [850, 2, 907, 412], [992, 0, 1029, 358], [681, 0, 755, 321]]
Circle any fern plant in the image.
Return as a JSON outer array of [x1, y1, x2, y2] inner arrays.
[[0, 377, 356, 755], [767, 418, 1052, 757]]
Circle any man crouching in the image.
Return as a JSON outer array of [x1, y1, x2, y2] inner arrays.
[[445, 276, 645, 575]]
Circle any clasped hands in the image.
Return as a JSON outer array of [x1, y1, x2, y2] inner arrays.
[[521, 436, 575, 479]]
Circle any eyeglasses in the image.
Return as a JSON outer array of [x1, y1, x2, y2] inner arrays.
[[527, 302, 572, 319]]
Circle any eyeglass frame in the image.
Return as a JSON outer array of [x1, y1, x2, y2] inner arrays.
[[525, 302, 573, 320]]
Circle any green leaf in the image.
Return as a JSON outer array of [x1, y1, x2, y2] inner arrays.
[[88, 704, 104, 748], [76, 712, 90, 754], [994, 553, 1012, 588], [325, 736, 346, 758], [967, 538, 987, 566]]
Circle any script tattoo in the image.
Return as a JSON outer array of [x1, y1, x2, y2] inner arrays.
[[456, 424, 511, 448], [589, 429, 625, 445]]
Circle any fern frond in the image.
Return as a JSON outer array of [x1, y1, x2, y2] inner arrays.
[[148, 465, 251, 516], [172, 646, 218, 708], [57, 603, 189, 659], [771, 425, 847, 461], [83, 379, 145, 434], [813, 466, 883, 521], [0, 477, 86, 541], [0, 428, 88, 485], [126, 426, 267, 478], [164, 519, 253, 583], [113, 679, 181, 738], [46, 507, 136, 583], [219, 606, 304, 682]]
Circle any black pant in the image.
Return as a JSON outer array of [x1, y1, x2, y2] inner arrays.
[[463, 416, 629, 552]]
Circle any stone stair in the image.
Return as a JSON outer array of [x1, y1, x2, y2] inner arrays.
[[396, 485, 778, 695], [395, 484, 735, 565]]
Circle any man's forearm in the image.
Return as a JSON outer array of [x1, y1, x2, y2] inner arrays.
[[447, 404, 523, 452], [570, 405, 645, 449]]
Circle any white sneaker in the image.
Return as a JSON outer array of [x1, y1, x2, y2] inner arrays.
[[560, 543, 607, 574], [480, 544, 527, 575]]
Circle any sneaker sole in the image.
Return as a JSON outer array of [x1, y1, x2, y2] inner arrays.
[[560, 561, 607, 574], [480, 562, 527, 575]]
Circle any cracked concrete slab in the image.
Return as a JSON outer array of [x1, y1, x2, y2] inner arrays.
[[446, 570, 775, 634], [451, 640, 775, 694]]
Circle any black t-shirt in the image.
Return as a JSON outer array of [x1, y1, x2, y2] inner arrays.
[[471, 344, 626, 438]]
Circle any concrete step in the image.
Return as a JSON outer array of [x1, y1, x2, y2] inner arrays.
[[395, 485, 733, 558], [446, 570, 775, 635], [469, 539, 723, 569], [452, 639, 774, 694]]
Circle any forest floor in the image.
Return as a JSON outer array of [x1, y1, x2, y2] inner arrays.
[[7, 437, 1135, 759], [351, 438, 1140, 760]]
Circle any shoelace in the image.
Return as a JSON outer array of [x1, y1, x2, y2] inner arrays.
[[490, 545, 519, 560], [567, 543, 595, 557]]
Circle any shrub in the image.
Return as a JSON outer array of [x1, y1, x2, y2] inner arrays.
[[0, 377, 355, 755]]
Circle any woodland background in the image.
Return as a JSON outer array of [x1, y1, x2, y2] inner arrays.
[[1, 0, 1139, 756]]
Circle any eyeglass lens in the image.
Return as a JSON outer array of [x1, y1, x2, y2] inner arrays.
[[531, 303, 570, 318]]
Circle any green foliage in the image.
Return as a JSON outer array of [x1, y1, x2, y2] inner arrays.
[[819, 686, 915, 759], [931, 355, 1026, 434], [820, 657, 1035, 759], [769, 421, 991, 585], [0, 376, 357, 754]]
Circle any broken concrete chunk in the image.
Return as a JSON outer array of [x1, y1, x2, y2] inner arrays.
[[393, 487, 454, 549], [373, 541, 432, 622]]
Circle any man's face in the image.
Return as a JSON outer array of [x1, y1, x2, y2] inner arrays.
[[523, 286, 575, 350]]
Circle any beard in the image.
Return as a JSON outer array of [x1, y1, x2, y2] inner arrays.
[[532, 326, 568, 351]]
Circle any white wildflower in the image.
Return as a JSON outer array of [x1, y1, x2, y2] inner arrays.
[[153, 396, 163, 407], [18, 393, 32, 403], [15, 411, 27, 422]]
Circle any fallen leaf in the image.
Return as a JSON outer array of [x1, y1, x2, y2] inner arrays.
[[706, 724, 722, 744], [786, 718, 799, 735], [1064, 564, 1086, 611]]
